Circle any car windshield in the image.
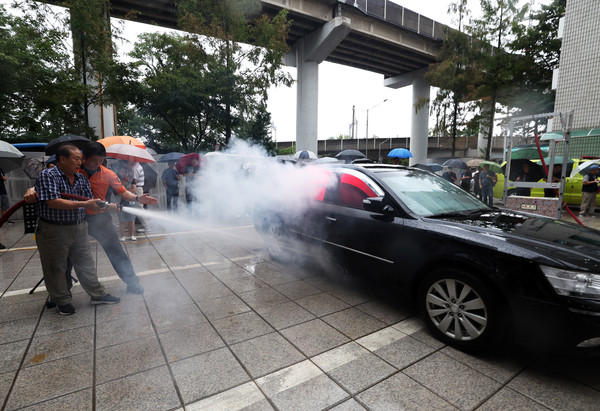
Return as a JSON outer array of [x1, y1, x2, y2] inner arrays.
[[377, 169, 489, 217]]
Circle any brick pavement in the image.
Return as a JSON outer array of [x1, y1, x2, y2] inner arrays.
[[1, 214, 600, 410]]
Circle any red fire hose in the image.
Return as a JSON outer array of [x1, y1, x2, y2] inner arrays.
[[0, 193, 91, 229]]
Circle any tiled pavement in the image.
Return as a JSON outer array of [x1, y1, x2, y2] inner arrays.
[[1, 214, 600, 410]]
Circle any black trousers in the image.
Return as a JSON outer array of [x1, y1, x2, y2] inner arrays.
[[85, 212, 140, 287]]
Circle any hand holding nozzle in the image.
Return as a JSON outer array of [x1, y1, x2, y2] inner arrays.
[[96, 200, 122, 211]]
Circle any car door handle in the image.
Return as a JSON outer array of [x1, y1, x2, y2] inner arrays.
[[326, 216, 337, 223]]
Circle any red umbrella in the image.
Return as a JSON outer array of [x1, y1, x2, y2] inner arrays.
[[176, 153, 201, 174], [105, 144, 155, 163]]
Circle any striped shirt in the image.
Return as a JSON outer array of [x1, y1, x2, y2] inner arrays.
[[35, 166, 92, 223]]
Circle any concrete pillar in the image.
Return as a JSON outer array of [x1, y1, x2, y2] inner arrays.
[[383, 68, 430, 166], [296, 42, 319, 154], [410, 77, 429, 166], [285, 17, 351, 153], [71, 7, 117, 139]]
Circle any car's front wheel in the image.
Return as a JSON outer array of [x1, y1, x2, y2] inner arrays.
[[419, 269, 506, 352]]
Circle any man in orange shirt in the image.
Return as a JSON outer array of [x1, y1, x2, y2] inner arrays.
[[26, 142, 158, 294]]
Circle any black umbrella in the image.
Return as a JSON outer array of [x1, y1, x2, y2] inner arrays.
[[335, 149, 366, 163], [502, 159, 544, 181], [442, 158, 468, 169], [159, 152, 185, 163], [45, 134, 91, 155], [140, 162, 158, 191]]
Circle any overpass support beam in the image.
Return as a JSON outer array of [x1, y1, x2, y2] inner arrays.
[[384, 68, 430, 166], [285, 17, 351, 153]]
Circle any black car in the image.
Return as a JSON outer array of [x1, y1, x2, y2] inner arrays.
[[254, 164, 600, 353]]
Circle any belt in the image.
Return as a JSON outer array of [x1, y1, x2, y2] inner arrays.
[[38, 217, 83, 226]]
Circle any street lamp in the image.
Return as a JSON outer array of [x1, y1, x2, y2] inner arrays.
[[365, 99, 388, 158]]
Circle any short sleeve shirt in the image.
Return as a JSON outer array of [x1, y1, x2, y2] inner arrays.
[[480, 171, 496, 188], [132, 163, 144, 187], [161, 168, 179, 187], [35, 166, 92, 222]]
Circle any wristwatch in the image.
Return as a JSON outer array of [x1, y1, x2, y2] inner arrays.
[[135, 195, 139, 202]]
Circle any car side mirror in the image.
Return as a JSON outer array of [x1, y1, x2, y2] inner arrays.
[[363, 196, 394, 215]]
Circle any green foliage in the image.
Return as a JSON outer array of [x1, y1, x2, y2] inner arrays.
[[505, 0, 566, 115], [0, 2, 92, 141], [424, 0, 480, 156], [0, 0, 135, 142], [328, 134, 351, 140], [119, 2, 292, 153], [173, 0, 292, 145], [277, 144, 296, 155]]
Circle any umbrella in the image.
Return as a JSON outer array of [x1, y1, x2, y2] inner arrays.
[[387, 148, 413, 158], [509, 144, 549, 160], [502, 159, 544, 181], [335, 149, 366, 163], [105, 144, 155, 163], [315, 157, 340, 163], [414, 163, 443, 172], [0, 140, 25, 173], [140, 162, 158, 190], [45, 134, 91, 155], [466, 158, 484, 167], [176, 153, 201, 174], [98, 136, 145, 149], [159, 152, 185, 163], [478, 161, 503, 174], [23, 156, 50, 178], [570, 160, 600, 178], [442, 158, 468, 169], [351, 158, 374, 164], [536, 156, 575, 175], [293, 150, 317, 160]]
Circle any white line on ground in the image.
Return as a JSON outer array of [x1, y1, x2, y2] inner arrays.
[[2, 256, 255, 298]]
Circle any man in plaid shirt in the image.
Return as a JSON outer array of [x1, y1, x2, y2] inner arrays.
[[35, 144, 120, 315]]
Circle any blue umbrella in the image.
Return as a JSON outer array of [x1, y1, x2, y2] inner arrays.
[[387, 148, 413, 158], [159, 152, 185, 163]]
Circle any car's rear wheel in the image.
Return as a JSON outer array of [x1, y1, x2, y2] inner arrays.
[[419, 269, 505, 352], [264, 221, 286, 261]]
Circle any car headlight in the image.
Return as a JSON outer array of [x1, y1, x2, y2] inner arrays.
[[541, 266, 600, 299]]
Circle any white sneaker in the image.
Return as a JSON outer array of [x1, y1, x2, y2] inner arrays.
[[130, 236, 137, 241], [136, 228, 146, 233], [119, 237, 126, 242]]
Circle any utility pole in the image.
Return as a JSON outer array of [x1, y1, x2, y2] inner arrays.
[[351, 105, 356, 140], [366, 99, 388, 158]]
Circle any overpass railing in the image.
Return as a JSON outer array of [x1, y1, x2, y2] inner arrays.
[[340, 0, 444, 40]]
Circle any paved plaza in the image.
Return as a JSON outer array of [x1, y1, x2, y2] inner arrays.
[[1, 212, 600, 410]]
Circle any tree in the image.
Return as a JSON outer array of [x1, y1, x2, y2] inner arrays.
[[506, 0, 565, 116], [175, 0, 292, 147], [0, 0, 132, 142], [0, 3, 91, 141], [469, 0, 528, 159], [424, 0, 480, 157]]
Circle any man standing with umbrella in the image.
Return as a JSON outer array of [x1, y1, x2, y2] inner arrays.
[[162, 161, 180, 212], [479, 163, 497, 207], [581, 165, 600, 218]]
